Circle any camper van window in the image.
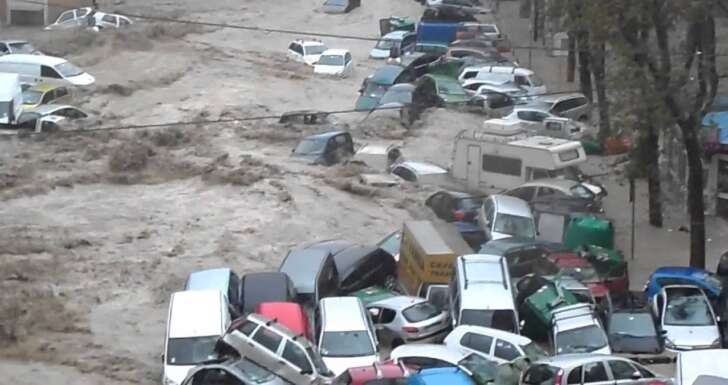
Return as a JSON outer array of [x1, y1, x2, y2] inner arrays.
[[558, 150, 580, 162], [482, 154, 522, 176]]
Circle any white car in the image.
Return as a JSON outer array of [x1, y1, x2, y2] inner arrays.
[[0, 40, 42, 56], [389, 344, 499, 377], [360, 160, 448, 187], [366, 295, 450, 347], [478, 194, 536, 241], [287, 39, 328, 66], [444, 325, 547, 364], [551, 303, 611, 355], [317, 297, 379, 375], [654, 285, 721, 352], [313, 49, 353, 77], [676, 349, 728, 385], [44, 7, 132, 31]]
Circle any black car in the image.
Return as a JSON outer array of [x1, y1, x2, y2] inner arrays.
[[240, 272, 297, 314], [309, 240, 397, 293], [606, 307, 664, 354], [425, 190, 483, 222], [291, 131, 354, 166], [321, 0, 360, 13]]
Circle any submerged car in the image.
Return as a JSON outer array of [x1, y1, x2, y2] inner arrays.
[[370, 31, 417, 59], [292, 131, 354, 165], [355, 65, 412, 111], [22, 82, 72, 109], [44, 7, 132, 31], [0, 40, 41, 56], [322, 0, 361, 13], [314, 49, 354, 77], [653, 285, 721, 351], [288, 39, 328, 66], [414, 74, 471, 107]]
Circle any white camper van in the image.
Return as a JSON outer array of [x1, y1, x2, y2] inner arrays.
[[451, 120, 587, 192], [0, 73, 23, 125]]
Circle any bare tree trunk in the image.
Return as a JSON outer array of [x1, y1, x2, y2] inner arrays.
[[592, 43, 610, 143], [682, 122, 707, 267], [567, 32, 576, 83], [576, 31, 593, 102], [645, 120, 664, 227]]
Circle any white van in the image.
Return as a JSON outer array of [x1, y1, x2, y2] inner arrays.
[[0, 73, 23, 125], [0, 54, 95, 86], [451, 122, 587, 192], [449, 254, 520, 334], [163, 290, 232, 385], [316, 296, 379, 375], [459, 66, 546, 95]]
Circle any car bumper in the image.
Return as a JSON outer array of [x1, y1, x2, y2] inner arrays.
[[404, 327, 449, 344]]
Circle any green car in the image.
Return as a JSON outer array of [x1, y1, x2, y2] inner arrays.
[[415, 74, 470, 107], [350, 285, 397, 305]]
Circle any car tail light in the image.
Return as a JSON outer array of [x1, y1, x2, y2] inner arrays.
[[553, 369, 564, 385], [402, 326, 419, 333], [453, 210, 466, 221]]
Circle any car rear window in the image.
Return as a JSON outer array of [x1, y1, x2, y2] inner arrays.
[[523, 365, 559, 385], [402, 302, 441, 322]]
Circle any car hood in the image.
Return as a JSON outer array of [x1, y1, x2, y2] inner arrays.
[[609, 334, 663, 354], [369, 48, 392, 59], [304, 54, 323, 66], [665, 325, 720, 348], [314, 65, 345, 75], [66, 72, 95, 86], [322, 355, 378, 376], [164, 364, 195, 385]]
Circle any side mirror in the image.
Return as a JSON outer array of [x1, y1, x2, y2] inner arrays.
[[631, 371, 642, 380], [368, 308, 380, 318], [660, 329, 668, 335], [300, 369, 313, 375]]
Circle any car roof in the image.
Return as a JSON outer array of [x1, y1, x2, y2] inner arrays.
[[458, 255, 513, 310], [27, 82, 64, 92], [304, 130, 347, 140], [533, 353, 615, 367], [186, 268, 232, 292], [515, 178, 580, 191], [412, 368, 474, 385], [348, 362, 408, 383], [423, 73, 459, 84], [552, 304, 597, 330], [387, 83, 416, 92], [398, 161, 447, 175], [25, 104, 80, 115], [0, 53, 66, 65], [536, 93, 586, 104], [255, 302, 307, 335], [654, 266, 711, 278], [449, 324, 532, 345], [371, 65, 406, 84], [295, 39, 326, 46], [383, 30, 411, 39], [279, 248, 331, 293], [320, 296, 367, 331], [321, 48, 349, 56], [391, 344, 465, 363], [490, 194, 532, 217], [369, 295, 426, 309], [169, 290, 226, 337]]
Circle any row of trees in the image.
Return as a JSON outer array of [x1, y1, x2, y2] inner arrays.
[[544, 0, 721, 268]]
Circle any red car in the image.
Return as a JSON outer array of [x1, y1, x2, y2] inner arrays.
[[255, 301, 312, 341], [548, 251, 629, 296], [335, 362, 410, 385]]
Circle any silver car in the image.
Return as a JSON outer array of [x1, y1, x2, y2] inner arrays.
[[219, 314, 334, 385], [533, 92, 592, 122], [521, 354, 673, 385], [653, 285, 721, 351], [551, 304, 611, 355], [366, 295, 450, 347], [181, 358, 286, 385]]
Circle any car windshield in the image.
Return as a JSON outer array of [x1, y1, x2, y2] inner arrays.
[[320, 331, 375, 357], [437, 81, 467, 96], [609, 313, 657, 337], [555, 325, 608, 354], [232, 359, 277, 383], [166, 336, 219, 365], [520, 342, 547, 360], [22, 90, 43, 104], [378, 232, 401, 258], [318, 54, 343, 66], [458, 354, 498, 385], [561, 265, 599, 282], [570, 185, 594, 199], [55, 62, 83, 78], [664, 292, 715, 326], [376, 39, 399, 50], [493, 213, 535, 239], [324, 0, 347, 6], [9, 42, 35, 53], [305, 45, 327, 55], [460, 310, 517, 333], [403, 302, 441, 322], [379, 88, 412, 105], [294, 138, 327, 155], [364, 82, 388, 97]]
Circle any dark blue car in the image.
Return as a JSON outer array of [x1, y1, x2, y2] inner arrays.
[[644, 266, 723, 300]]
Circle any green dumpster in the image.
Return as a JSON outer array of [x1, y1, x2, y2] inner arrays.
[[581, 139, 602, 155], [563, 215, 614, 250], [521, 282, 580, 340], [351, 285, 397, 305]]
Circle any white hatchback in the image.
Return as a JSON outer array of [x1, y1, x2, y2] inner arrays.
[[445, 325, 547, 364], [314, 49, 353, 77]]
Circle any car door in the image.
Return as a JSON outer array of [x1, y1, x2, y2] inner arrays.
[[493, 338, 522, 362], [368, 306, 397, 345], [458, 332, 495, 360], [607, 359, 644, 385], [344, 53, 353, 75], [581, 361, 613, 385], [402, 34, 417, 53], [54, 10, 76, 27], [249, 326, 285, 372], [281, 340, 315, 384]]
